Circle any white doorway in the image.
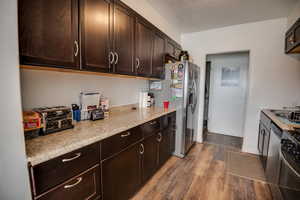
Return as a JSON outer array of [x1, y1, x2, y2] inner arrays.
[[206, 52, 249, 138]]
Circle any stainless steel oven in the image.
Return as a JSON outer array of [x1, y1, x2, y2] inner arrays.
[[278, 131, 300, 199]]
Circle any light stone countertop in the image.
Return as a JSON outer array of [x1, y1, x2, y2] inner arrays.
[[26, 106, 176, 166], [262, 109, 300, 131]]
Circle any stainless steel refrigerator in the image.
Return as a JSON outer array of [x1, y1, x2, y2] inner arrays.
[[150, 61, 200, 158]]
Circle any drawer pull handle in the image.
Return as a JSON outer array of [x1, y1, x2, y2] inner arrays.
[[121, 132, 131, 138], [157, 133, 162, 142], [74, 40, 79, 57], [62, 153, 81, 162], [140, 144, 144, 154], [64, 177, 82, 189], [149, 121, 157, 125]]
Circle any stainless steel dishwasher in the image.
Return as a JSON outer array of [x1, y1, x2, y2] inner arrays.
[[265, 122, 283, 184]]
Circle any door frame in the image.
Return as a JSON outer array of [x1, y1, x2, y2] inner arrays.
[[201, 51, 250, 146]]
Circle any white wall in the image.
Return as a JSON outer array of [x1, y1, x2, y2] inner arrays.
[[0, 0, 32, 199], [121, 0, 181, 43], [21, 69, 148, 110], [182, 18, 300, 154], [207, 52, 249, 137], [288, 1, 300, 27]]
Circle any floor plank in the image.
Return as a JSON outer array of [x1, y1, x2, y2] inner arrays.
[[131, 143, 273, 200]]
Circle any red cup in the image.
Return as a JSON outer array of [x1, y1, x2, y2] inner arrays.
[[163, 101, 170, 109]]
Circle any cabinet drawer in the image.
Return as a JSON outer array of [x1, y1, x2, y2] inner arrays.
[[37, 165, 100, 200], [32, 143, 100, 195], [141, 118, 161, 138], [101, 126, 143, 160]]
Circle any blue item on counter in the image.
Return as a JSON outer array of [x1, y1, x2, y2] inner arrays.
[[72, 104, 81, 122], [73, 110, 81, 122]]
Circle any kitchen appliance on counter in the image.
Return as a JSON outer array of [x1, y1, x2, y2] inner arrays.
[[150, 61, 200, 158], [80, 91, 101, 120], [33, 106, 74, 135], [278, 130, 300, 199], [90, 108, 105, 121]]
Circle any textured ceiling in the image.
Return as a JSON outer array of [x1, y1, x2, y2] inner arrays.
[[147, 0, 299, 33]]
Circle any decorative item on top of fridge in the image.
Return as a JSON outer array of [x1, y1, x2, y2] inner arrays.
[[179, 51, 189, 61]]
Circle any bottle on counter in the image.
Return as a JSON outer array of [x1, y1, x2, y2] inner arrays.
[[72, 104, 81, 122]]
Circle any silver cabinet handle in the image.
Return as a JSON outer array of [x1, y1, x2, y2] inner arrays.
[[74, 40, 79, 57], [288, 34, 295, 45], [64, 177, 82, 189], [136, 58, 140, 69], [157, 133, 162, 142], [140, 144, 144, 155], [109, 51, 115, 65], [149, 121, 157, 126], [114, 52, 119, 65], [62, 153, 81, 163], [121, 131, 131, 138]]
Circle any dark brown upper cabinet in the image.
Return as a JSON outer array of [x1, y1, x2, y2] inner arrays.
[[18, 0, 80, 69], [18, 0, 182, 79], [286, 18, 300, 54], [152, 31, 165, 79], [80, 0, 112, 72], [165, 40, 175, 57], [135, 19, 153, 77], [112, 1, 135, 75]]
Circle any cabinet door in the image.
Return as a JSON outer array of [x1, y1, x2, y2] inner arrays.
[[113, 1, 135, 75], [135, 19, 153, 77], [18, 0, 79, 69], [142, 134, 159, 183], [152, 32, 165, 79], [158, 130, 171, 167], [81, 0, 112, 72], [102, 143, 141, 200], [165, 40, 175, 57]]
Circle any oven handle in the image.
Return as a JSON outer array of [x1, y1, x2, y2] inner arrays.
[[280, 149, 300, 178]]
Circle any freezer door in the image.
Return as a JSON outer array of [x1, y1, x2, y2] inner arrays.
[[185, 63, 200, 153]]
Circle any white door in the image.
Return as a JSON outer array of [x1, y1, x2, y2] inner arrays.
[[207, 52, 249, 137]]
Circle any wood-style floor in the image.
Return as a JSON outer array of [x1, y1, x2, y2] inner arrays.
[[132, 143, 272, 200], [203, 131, 243, 151]]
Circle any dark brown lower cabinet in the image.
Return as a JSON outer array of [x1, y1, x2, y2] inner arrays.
[[158, 130, 172, 167], [37, 165, 100, 200], [102, 143, 142, 200], [142, 134, 159, 183], [30, 113, 176, 200]]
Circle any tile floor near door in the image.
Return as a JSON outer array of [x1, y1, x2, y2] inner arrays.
[[132, 143, 272, 200]]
